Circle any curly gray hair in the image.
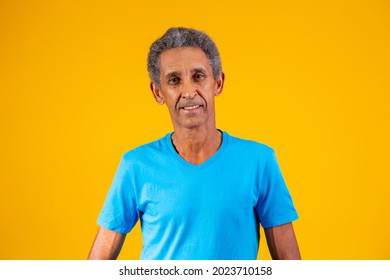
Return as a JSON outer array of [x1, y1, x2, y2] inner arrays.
[[147, 27, 223, 86]]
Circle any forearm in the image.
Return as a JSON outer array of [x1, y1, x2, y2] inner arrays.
[[264, 222, 301, 260], [88, 226, 126, 260]]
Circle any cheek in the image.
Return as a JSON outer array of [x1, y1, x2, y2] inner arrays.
[[165, 85, 181, 95], [204, 81, 218, 93], [202, 83, 218, 98], [165, 89, 180, 105]]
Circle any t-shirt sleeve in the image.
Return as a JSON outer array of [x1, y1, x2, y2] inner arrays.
[[255, 149, 299, 229], [97, 155, 139, 234]]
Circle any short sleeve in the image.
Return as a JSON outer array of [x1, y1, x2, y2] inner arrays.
[[97, 155, 139, 234], [255, 149, 298, 229]]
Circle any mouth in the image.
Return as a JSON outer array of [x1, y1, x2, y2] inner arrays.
[[179, 104, 202, 111]]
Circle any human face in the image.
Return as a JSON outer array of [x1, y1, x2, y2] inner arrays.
[[151, 47, 224, 130]]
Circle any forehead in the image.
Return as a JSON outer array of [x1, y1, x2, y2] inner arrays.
[[159, 47, 211, 74]]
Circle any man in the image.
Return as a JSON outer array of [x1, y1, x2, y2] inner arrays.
[[88, 27, 301, 260]]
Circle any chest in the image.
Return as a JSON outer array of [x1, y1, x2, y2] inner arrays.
[[136, 167, 259, 221]]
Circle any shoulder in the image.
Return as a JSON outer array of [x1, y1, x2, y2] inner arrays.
[[224, 131, 275, 158], [120, 133, 171, 167]]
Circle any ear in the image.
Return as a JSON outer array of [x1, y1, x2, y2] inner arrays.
[[150, 82, 165, 105], [214, 72, 225, 96]]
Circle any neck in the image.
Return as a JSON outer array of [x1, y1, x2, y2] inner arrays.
[[171, 126, 222, 165]]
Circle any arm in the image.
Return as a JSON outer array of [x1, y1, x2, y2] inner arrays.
[[264, 222, 301, 260], [88, 226, 126, 260]]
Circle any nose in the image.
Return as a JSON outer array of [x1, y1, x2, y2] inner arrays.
[[181, 80, 197, 99]]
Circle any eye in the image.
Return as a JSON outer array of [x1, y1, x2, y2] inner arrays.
[[194, 73, 205, 81], [168, 77, 180, 85]]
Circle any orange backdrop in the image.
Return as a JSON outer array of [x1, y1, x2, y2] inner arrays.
[[1, 0, 389, 259]]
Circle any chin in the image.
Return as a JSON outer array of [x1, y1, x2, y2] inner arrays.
[[180, 120, 205, 130], [182, 123, 202, 129], [174, 116, 210, 130]]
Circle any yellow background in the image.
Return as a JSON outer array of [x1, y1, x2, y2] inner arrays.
[[1, 0, 389, 260]]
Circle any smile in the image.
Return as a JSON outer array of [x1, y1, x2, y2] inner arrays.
[[180, 105, 202, 111]]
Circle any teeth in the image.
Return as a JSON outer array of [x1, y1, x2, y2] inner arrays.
[[183, 105, 200, 110]]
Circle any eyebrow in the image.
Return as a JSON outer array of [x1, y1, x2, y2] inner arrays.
[[165, 68, 207, 80], [165, 71, 181, 81], [192, 67, 206, 74]]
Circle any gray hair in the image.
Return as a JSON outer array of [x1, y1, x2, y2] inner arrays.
[[147, 27, 222, 86]]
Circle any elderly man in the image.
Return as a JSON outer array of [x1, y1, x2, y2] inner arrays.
[[88, 27, 300, 260]]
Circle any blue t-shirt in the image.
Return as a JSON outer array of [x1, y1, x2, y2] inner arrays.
[[97, 131, 298, 259]]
